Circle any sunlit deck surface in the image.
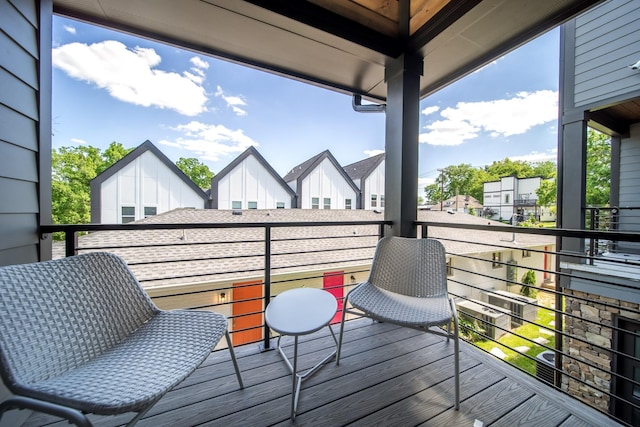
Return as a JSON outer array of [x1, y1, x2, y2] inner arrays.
[[24, 319, 618, 427]]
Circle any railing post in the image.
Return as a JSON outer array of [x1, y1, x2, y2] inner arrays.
[[263, 225, 272, 351], [65, 229, 78, 257]]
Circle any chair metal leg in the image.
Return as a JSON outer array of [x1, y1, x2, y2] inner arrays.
[[0, 396, 92, 427], [336, 299, 349, 365], [450, 298, 460, 410], [225, 331, 244, 389]]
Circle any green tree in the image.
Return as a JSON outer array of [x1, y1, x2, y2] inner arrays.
[[484, 158, 535, 180], [586, 129, 611, 206], [52, 142, 130, 227], [101, 141, 133, 173], [536, 178, 556, 207], [175, 157, 214, 189], [425, 164, 482, 204]]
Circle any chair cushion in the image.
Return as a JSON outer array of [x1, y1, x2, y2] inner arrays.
[[349, 281, 452, 328], [17, 310, 227, 415]]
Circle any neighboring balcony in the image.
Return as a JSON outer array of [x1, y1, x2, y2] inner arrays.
[[32, 209, 638, 426]]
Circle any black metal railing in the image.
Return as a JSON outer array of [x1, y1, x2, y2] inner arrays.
[[419, 220, 640, 427], [41, 220, 389, 351], [39, 218, 640, 425]]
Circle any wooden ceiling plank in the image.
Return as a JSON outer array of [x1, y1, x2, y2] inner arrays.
[[410, 0, 451, 35], [307, 0, 398, 37]]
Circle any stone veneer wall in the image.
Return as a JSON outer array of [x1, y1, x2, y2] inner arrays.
[[562, 289, 640, 412]]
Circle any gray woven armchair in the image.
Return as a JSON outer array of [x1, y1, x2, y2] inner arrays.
[[336, 236, 460, 409], [0, 252, 243, 427]]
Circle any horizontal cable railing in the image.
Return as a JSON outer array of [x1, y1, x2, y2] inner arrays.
[[40, 218, 640, 425], [40, 220, 389, 351], [419, 220, 640, 427]]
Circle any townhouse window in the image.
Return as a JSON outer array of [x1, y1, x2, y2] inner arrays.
[[522, 250, 531, 258], [231, 201, 242, 209], [380, 195, 385, 208], [121, 206, 135, 223], [371, 194, 377, 207], [248, 201, 258, 209], [144, 206, 157, 218], [446, 258, 454, 277], [312, 197, 319, 209], [492, 252, 502, 268], [323, 198, 331, 209], [345, 198, 352, 210], [276, 202, 285, 209], [505, 194, 510, 203]]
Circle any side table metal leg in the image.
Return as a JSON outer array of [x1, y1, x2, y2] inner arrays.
[[291, 336, 299, 420]]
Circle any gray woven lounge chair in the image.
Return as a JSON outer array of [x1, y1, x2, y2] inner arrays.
[[0, 252, 244, 427], [336, 236, 460, 409]]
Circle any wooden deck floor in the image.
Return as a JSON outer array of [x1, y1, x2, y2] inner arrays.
[[23, 319, 619, 427]]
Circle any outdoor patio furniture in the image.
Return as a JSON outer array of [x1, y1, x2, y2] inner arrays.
[[0, 252, 244, 427], [265, 287, 338, 420], [336, 236, 460, 409]]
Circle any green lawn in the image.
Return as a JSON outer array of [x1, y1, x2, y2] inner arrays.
[[470, 305, 556, 374]]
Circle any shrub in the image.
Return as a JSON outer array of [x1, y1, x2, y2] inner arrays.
[[520, 269, 537, 298]]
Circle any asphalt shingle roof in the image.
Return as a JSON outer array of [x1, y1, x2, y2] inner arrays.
[[63, 209, 553, 287]]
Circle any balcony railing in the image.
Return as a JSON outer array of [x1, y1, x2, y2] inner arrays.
[[39, 218, 640, 426]]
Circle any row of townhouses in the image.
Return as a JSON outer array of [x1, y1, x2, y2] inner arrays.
[[90, 141, 386, 223]]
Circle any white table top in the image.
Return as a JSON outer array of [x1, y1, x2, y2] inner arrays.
[[265, 288, 338, 336]]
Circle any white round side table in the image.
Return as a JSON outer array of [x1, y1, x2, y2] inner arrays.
[[265, 287, 338, 420]]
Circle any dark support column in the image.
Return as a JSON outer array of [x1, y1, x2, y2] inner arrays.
[[384, 53, 422, 237], [558, 112, 587, 258]]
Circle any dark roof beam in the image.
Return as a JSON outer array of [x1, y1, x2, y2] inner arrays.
[[243, 0, 401, 57]]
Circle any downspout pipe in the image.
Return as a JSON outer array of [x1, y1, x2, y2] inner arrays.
[[352, 94, 386, 113]]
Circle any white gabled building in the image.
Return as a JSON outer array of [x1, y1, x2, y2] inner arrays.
[[90, 140, 208, 224], [210, 146, 296, 209], [344, 153, 385, 210], [283, 150, 360, 210]]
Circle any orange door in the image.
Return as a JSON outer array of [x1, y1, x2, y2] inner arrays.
[[232, 280, 264, 346], [323, 271, 344, 324]]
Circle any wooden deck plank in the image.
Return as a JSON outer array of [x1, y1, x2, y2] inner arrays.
[[346, 362, 507, 426], [424, 377, 535, 427], [490, 395, 572, 427], [20, 318, 622, 427]]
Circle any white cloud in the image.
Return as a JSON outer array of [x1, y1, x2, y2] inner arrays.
[[52, 40, 208, 116], [215, 85, 247, 116], [418, 176, 435, 187], [63, 25, 76, 35], [509, 148, 557, 163], [419, 90, 558, 146], [160, 121, 258, 161], [190, 56, 209, 69], [421, 106, 440, 116], [70, 137, 87, 145], [364, 149, 384, 157]]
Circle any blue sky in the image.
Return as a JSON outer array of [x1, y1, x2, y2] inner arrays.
[[52, 16, 560, 190]]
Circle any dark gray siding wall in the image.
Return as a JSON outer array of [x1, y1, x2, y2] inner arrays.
[[574, 0, 640, 108], [618, 124, 640, 247], [0, 0, 51, 266]]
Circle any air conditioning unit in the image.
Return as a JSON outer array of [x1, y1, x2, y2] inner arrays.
[[484, 290, 538, 327], [535, 350, 555, 385], [456, 299, 511, 339]]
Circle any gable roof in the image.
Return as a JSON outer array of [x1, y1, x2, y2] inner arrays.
[[430, 195, 483, 211], [90, 140, 209, 222], [344, 153, 385, 183], [283, 149, 360, 195], [210, 146, 296, 208]]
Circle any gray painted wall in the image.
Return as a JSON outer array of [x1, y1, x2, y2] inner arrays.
[[0, 0, 51, 267], [574, 0, 640, 108]]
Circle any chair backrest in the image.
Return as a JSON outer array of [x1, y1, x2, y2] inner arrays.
[[0, 252, 158, 389], [367, 237, 448, 298]]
